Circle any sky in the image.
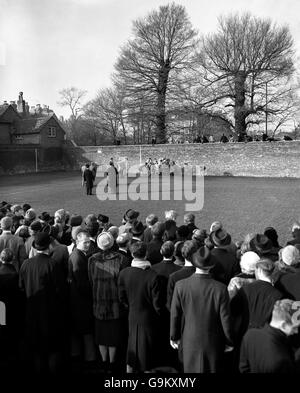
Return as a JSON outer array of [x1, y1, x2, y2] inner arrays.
[[1, 0, 300, 118]]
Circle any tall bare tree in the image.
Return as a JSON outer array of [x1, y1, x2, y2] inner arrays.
[[115, 2, 198, 143], [197, 13, 295, 135]]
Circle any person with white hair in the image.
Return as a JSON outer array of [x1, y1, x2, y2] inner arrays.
[[227, 251, 260, 299], [164, 210, 178, 223]]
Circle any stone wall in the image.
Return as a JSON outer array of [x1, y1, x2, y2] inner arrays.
[[63, 141, 300, 178]]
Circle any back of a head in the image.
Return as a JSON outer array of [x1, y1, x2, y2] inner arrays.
[[85, 214, 97, 226], [86, 221, 99, 238], [264, 227, 279, 247], [116, 233, 131, 247], [181, 240, 198, 262], [174, 241, 184, 262], [177, 225, 189, 240], [146, 214, 158, 227], [165, 210, 178, 221], [184, 213, 195, 224], [160, 241, 175, 258], [1, 216, 12, 231], [130, 241, 147, 260], [0, 248, 14, 263], [271, 299, 295, 325], [256, 258, 275, 277], [152, 222, 166, 239]]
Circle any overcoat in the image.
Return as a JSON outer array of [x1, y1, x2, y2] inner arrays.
[[118, 266, 164, 371], [170, 273, 233, 373], [68, 248, 94, 334]]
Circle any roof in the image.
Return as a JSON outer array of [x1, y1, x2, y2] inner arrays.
[[0, 104, 21, 120], [14, 114, 64, 135]]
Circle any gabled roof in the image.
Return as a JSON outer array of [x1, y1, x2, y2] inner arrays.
[[0, 104, 21, 120], [14, 114, 65, 135]]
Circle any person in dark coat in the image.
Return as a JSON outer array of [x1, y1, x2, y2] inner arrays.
[[166, 240, 198, 310], [0, 249, 25, 361], [19, 233, 66, 374], [151, 241, 181, 367], [69, 230, 96, 364], [170, 246, 234, 373], [210, 228, 240, 285], [118, 241, 165, 372], [143, 214, 158, 244], [240, 299, 300, 373], [275, 270, 300, 300], [88, 232, 129, 372], [250, 233, 279, 262], [183, 213, 198, 240], [231, 259, 283, 340], [146, 222, 165, 265], [83, 164, 94, 195]]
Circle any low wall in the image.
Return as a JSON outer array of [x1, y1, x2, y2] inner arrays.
[[1, 141, 299, 177], [0, 145, 65, 174], [63, 141, 300, 178]]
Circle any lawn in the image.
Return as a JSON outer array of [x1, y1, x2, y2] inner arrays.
[[0, 171, 299, 246]]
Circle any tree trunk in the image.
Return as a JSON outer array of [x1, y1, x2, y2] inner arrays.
[[234, 71, 247, 136], [155, 62, 170, 143]]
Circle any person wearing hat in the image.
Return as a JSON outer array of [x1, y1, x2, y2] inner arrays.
[[88, 231, 129, 372], [143, 214, 158, 244], [176, 225, 190, 242], [83, 163, 94, 195], [68, 230, 96, 367], [183, 213, 198, 240], [0, 248, 24, 361], [116, 233, 132, 265], [250, 233, 279, 262], [85, 221, 101, 258], [39, 212, 53, 228], [11, 204, 24, 233], [146, 222, 166, 265], [151, 241, 181, 367], [24, 220, 43, 256], [129, 221, 145, 244], [273, 245, 300, 284], [19, 232, 66, 373], [264, 227, 281, 252], [240, 299, 300, 373], [97, 214, 112, 233], [170, 246, 233, 373], [227, 251, 260, 299], [119, 209, 140, 235], [163, 219, 177, 242], [166, 240, 198, 311], [192, 229, 207, 248], [0, 216, 27, 273], [118, 241, 165, 373], [210, 228, 240, 285], [231, 259, 283, 343]]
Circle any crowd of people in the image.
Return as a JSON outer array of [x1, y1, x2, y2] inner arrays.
[[1, 201, 300, 375]]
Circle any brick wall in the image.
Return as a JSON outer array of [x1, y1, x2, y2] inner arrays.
[[63, 141, 300, 178]]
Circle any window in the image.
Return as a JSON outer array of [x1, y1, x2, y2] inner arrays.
[[48, 126, 56, 138]]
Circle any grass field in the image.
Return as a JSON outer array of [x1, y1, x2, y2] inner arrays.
[[0, 171, 300, 245]]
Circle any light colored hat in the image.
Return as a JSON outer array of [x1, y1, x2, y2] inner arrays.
[[107, 226, 119, 239], [97, 232, 114, 251], [116, 232, 131, 246], [281, 245, 300, 266], [240, 251, 260, 273], [210, 221, 223, 233]]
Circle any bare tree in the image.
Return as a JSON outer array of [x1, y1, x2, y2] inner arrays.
[[115, 2, 198, 143], [197, 13, 295, 135], [58, 87, 87, 119]]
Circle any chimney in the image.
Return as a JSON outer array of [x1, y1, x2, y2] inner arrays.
[[17, 91, 26, 116]]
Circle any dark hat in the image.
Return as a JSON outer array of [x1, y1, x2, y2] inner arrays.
[[33, 232, 51, 251], [0, 201, 8, 207], [191, 246, 214, 269], [211, 228, 231, 247], [70, 215, 83, 227], [22, 203, 31, 212], [39, 212, 51, 222], [98, 214, 109, 223], [177, 225, 190, 239], [130, 221, 145, 236], [125, 209, 139, 220], [251, 234, 273, 255], [30, 220, 43, 232]]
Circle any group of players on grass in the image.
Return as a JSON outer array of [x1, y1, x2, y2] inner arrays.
[[1, 201, 300, 374]]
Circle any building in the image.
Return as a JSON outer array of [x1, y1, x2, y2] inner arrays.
[[0, 92, 66, 147]]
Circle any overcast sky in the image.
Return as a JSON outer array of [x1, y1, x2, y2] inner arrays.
[[1, 0, 300, 118]]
